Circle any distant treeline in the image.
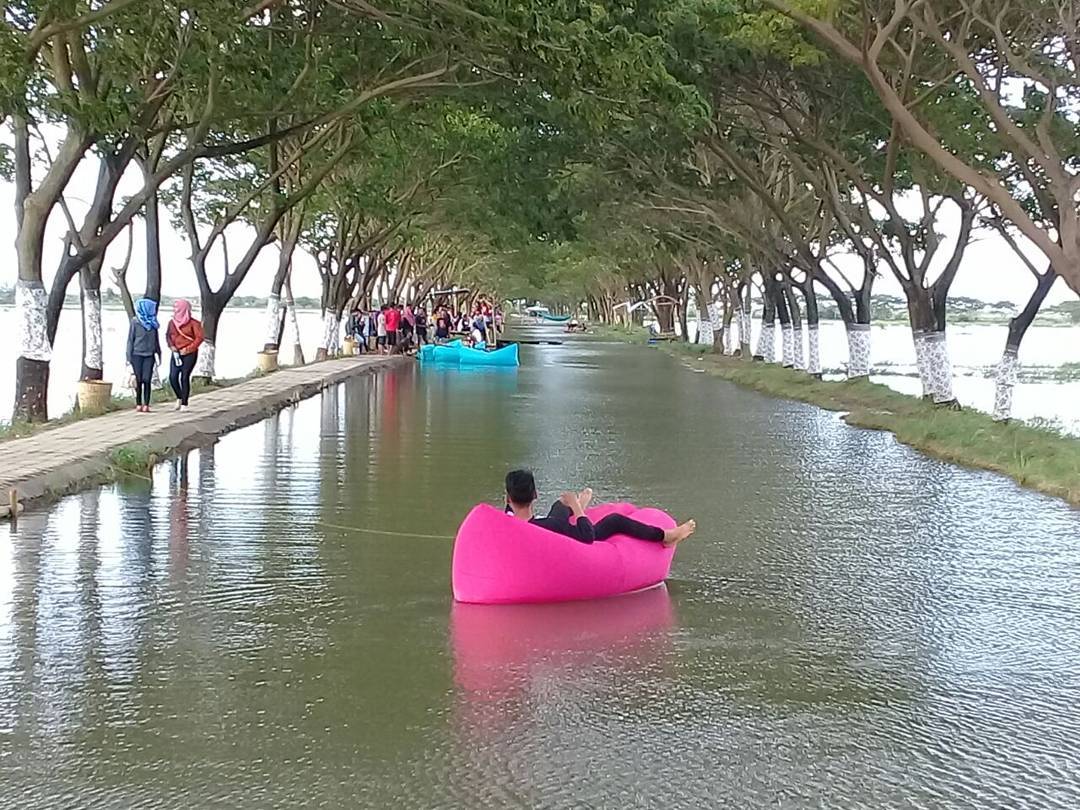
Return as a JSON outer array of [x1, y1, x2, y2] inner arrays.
[[811, 295, 1080, 324], [2, 287, 1078, 324], [0, 287, 322, 311]]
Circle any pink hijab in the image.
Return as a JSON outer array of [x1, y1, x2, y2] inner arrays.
[[173, 299, 192, 327]]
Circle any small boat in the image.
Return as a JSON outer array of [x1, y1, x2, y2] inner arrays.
[[458, 343, 518, 367], [420, 341, 519, 367], [452, 503, 676, 604], [541, 313, 571, 323], [422, 344, 461, 363]]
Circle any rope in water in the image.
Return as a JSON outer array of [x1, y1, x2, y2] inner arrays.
[[312, 521, 454, 541]]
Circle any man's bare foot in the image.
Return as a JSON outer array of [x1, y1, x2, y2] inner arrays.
[[578, 487, 594, 510], [663, 520, 696, 547]]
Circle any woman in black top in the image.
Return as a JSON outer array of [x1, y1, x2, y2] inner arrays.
[[127, 298, 161, 412]]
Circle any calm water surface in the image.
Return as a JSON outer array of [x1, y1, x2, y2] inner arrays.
[[2, 335, 1079, 808]]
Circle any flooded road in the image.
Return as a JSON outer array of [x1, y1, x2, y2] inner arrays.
[[2, 335, 1079, 808]]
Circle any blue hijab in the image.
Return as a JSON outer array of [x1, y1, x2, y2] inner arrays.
[[135, 298, 159, 331]]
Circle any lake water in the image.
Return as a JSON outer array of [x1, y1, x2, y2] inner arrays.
[[0, 308, 1077, 433], [2, 334, 1079, 807]]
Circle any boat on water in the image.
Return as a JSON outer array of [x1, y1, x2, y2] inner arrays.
[[420, 340, 519, 367], [451, 502, 677, 604]]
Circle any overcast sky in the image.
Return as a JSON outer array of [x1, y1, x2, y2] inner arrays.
[[0, 147, 1074, 309]]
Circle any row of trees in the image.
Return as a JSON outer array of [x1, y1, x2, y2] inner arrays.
[[529, 1, 1078, 422], [3, 0, 684, 420], [4, 1, 1077, 423]]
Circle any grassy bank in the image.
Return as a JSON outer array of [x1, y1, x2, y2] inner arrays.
[[582, 324, 651, 343], [664, 344, 1080, 507], [0, 375, 252, 444]]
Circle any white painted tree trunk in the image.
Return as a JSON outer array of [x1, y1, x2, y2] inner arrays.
[[722, 321, 734, 355], [697, 312, 713, 346], [83, 289, 103, 374], [263, 294, 282, 347], [780, 323, 795, 367], [846, 324, 871, 378], [16, 280, 51, 362], [287, 304, 304, 365], [737, 308, 751, 356], [792, 323, 805, 370], [319, 311, 341, 355], [922, 331, 956, 404], [756, 323, 775, 362], [992, 347, 1020, 422], [194, 340, 216, 379], [912, 331, 932, 398], [807, 325, 822, 375], [707, 303, 722, 350]]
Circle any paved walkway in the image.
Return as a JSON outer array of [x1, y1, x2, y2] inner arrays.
[[1, 355, 402, 518]]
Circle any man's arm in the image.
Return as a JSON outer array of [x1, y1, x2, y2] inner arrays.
[[559, 492, 596, 543]]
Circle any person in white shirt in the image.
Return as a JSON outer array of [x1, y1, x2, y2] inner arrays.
[[376, 307, 388, 354]]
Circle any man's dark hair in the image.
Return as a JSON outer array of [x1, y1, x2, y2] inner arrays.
[[505, 469, 537, 507]]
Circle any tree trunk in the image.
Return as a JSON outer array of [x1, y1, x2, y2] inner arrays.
[[693, 281, 714, 348], [284, 276, 305, 365], [315, 310, 341, 361], [677, 289, 690, 342], [738, 283, 752, 359], [13, 281, 51, 422], [993, 270, 1058, 421], [844, 324, 871, 380], [904, 285, 956, 404], [771, 276, 794, 367], [193, 303, 222, 381], [754, 279, 777, 362], [144, 189, 163, 303], [79, 260, 104, 382], [263, 293, 284, 352], [720, 298, 734, 355], [707, 301, 723, 354], [782, 279, 804, 370], [845, 261, 874, 380], [12, 123, 91, 422], [800, 281, 821, 377]]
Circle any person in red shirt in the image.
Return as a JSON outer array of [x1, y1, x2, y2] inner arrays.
[[384, 302, 400, 348], [165, 299, 205, 411]]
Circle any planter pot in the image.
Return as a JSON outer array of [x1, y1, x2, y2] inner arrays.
[[77, 379, 113, 412], [257, 350, 279, 373]]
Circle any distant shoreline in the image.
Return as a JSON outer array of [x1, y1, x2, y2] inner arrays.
[[0, 303, 1075, 327]]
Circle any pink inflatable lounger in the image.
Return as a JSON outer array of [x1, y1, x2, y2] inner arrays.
[[451, 502, 677, 604]]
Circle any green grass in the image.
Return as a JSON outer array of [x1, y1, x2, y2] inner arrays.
[[581, 323, 653, 343], [666, 344, 1080, 507], [0, 376, 238, 443], [108, 443, 158, 475]]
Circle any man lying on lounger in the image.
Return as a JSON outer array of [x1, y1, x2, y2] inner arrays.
[[504, 469, 695, 546]]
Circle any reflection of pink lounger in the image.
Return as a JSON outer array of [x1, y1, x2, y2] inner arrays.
[[451, 584, 675, 695], [451, 503, 677, 605]]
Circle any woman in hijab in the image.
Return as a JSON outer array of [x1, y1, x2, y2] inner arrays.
[[165, 299, 204, 411], [127, 298, 161, 413]]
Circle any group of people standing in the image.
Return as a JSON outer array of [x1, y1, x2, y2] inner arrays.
[[345, 303, 424, 354], [126, 298, 205, 413], [346, 300, 502, 354]]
